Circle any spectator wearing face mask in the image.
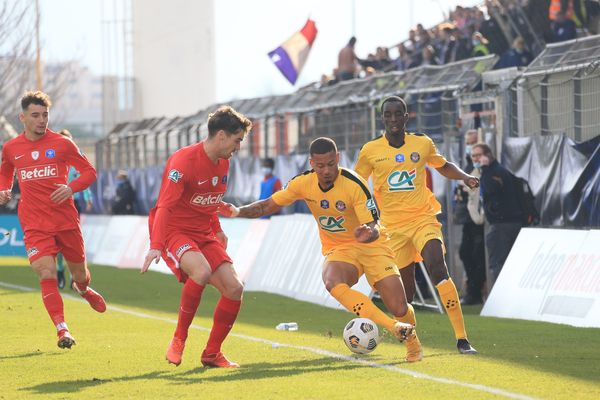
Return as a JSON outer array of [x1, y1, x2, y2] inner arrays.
[[496, 37, 533, 69], [258, 158, 282, 218], [471, 32, 490, 57]]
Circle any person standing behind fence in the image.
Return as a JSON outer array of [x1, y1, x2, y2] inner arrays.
[[337, 37, 358, 81], [455, 130, 486, 305], [258, 158, 281, 219], [355, 96, 480, 355], [111, 170, 136, 215], [470, 143, 522, 285]]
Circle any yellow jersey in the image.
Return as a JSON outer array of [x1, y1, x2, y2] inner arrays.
[[272, 167, 384, 254], [355, 133, 447, 226]]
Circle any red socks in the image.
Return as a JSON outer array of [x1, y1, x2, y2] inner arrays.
[[204, 296, 241, 355], [40, 279, 66, 331], [174, 279, 205, 341], [73, 270, 91, 293]]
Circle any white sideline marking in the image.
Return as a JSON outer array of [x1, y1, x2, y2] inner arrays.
[[0, 280, 536, 400]]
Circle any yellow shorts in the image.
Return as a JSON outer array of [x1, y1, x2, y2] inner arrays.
[[386, 215, 445, 269], [324, 243, 399, 287]]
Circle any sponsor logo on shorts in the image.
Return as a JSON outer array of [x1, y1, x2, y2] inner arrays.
[[387, 169, 416, 192], [19, 164, 59, 182], [168, 169, 183, 183], [26, 247, 39, 258], [190, 192, 224, 206], [395, 154, 405, 162], [385, 265, 394, 271], [45, 149, 55, 158], [176, 244, 192, 258], [335, 200, 346, 211], [320, 200, 330, 209], [318, 215, 346, 232], [410, 152, 420, 163]]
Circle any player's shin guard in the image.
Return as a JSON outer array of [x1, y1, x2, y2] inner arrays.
[[174, 279, 205, 341], [436, 278, 467, 340], [330, 283, 397, 333], [204, 295, 241, 355], [40, 279, 66, 329]]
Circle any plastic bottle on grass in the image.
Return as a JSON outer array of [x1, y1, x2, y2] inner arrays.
[[276, 322, 298, 331]]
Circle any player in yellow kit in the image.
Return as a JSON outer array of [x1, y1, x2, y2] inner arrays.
[[220, 137, 423, 362], [355, 96, 479, 354]]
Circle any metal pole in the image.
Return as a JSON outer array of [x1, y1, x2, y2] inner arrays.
[[35, 0, 42, 90]]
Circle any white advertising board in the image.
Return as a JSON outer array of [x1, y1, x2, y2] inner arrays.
[[481, 228, 600, 327]]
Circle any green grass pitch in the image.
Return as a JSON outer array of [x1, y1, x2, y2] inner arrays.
[[1, 263, 599, 399]]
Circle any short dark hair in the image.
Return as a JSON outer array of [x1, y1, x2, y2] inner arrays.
[[21, 91, 51, 110], [207, 106, 252, 138], [262, 158, 275, 168], [348, 36, 357, 46], [381, 96, 407, 114], [309, 137, 337, 156], [472, 142, 493, 157]]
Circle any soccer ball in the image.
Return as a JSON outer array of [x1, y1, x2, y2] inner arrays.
[[342, 318, 379, 354]]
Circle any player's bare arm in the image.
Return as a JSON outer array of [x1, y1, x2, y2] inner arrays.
[[219, 198, 281, 218], [354, 221, 380, 243], [50, 183, 74, 204], [436, 162, 479, 189], [0, 190, 12, 205], [141, 249, 162, 274]]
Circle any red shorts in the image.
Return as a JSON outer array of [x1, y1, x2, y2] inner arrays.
[[162, 232, 232, 283], [23, 228, 86, 263]]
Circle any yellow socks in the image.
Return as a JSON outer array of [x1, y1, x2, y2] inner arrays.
[[395, 303, 416, 326], [436, 278, 467, 340], [330, 283, 397, 332]]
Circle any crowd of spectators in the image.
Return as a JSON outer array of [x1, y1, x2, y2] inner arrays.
[[321, 0, 600, 86]]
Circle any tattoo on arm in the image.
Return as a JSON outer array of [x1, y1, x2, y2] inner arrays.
[[238, 199, 270, 218]]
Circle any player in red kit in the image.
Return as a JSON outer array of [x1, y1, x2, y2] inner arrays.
[[0, 91, 106, 349], [141, 106, 252, 368]]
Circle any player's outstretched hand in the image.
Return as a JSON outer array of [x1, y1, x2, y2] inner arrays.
[[218, 202, 240, 218], [0, 190, 12, 205], [463, 175, 480, 189], [141, 249, 161, 274], [50, 184, 74, 204], [354, 224, 373, 243]]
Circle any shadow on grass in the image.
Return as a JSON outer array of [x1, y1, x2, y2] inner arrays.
[[20, 357, 362, 394], [3, 264, 600, 385]]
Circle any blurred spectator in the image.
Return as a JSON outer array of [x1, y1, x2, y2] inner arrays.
[[409, 45, 439, 68], [112, 170, 136, 215], [393, 43, 412, 71], [258, 158, 282, 219], [471, 143, 523, 284], [471, 32, 490, 57], [496, 36, 533, 68], [439, 24, 470, 64], [455, 130, 486, 305], [337, 37, 358, 81], [551, 11, 577, 42], [549, 0, 588, 29]]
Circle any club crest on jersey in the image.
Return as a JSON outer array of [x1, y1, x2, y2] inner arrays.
[[335, 200, 346, 211], [45, 149, 55, 158], [212, 176, 219, 186], [31, 151, 39, 160], [318, 215, 346, 232], [320, 200, 330, 209], [388, 169, 417, 192], [222, 175, 228, 184], [410, 152, 420, 162], [395, 154, 405, 163], [168, 169, 183, 183]]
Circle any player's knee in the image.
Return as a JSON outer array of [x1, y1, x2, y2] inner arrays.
[[188, 267, 211, 285], [390, 302, 408, 317], [223, 281, 244, 300]]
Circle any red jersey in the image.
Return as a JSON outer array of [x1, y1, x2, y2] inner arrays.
[[0, 129, 96, 232], [149, 142, 227, 250]]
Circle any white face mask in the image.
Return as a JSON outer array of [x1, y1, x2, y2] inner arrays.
[[465, 145, 472, 155], [261, 167, 273, 176], [473, 162, 481, 169]]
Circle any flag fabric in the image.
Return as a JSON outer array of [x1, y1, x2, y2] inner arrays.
[[268, 19, 317, 85]]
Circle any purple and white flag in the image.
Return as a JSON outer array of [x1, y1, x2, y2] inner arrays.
[[268, 19, 318, 85]]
